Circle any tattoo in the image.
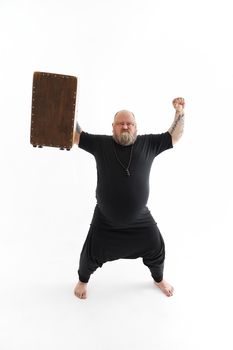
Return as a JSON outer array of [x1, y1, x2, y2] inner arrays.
[[170, 113, 184, 134], [75, 122, 82, 134]]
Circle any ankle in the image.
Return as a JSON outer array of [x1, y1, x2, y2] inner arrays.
[[154, 279, 163, 284]]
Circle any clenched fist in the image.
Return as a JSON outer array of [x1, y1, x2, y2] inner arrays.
[[172, 97, 185, 113]]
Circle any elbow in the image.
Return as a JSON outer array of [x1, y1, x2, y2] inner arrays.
[[172, 137, 178, 145], [171, 132, 183, 145], [73, 131, 82, 146]]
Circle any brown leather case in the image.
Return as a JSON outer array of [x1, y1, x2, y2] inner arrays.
[[30, 71, 78, 150]]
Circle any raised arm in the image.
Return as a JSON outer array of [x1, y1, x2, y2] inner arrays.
[[168, 97, 185, 145], [73, 122, 83, 145]]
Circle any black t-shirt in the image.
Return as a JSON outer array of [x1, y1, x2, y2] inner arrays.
[[79, 131, 173, 227]]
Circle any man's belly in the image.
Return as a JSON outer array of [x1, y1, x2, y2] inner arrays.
[[96, 184, 150, 225]]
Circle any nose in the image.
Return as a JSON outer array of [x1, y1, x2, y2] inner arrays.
[[122, 123, 128, 129]]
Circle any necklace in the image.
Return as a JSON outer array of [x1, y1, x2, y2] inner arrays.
[[113, 141, 134, 176]]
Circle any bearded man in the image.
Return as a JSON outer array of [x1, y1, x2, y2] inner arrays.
[[73, 97, 185, 299]]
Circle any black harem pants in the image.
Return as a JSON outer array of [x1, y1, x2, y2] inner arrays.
[[77, 216, 166, 284]]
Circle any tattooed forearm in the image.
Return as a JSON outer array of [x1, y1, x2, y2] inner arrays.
[[168, 112, 184, 143], [169, 113, 184, 134]]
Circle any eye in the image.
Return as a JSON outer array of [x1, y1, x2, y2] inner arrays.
[[115, 122, 135, 127]]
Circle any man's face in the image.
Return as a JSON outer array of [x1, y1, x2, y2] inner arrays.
[[112, 110, 137, 146]]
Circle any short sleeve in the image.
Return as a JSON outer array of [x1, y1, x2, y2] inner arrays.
[[149, 131, 173, 157], [78, 132, 101, 155]]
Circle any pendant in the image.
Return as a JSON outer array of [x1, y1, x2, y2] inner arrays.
[[126, 169, 130, 176]]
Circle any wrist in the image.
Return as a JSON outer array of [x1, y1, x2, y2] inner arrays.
[[175, 110, 184, 117]]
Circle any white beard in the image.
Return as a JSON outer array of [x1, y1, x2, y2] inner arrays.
[[113, 131, 137, 146]]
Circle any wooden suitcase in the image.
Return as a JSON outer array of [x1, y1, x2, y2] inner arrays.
[[30, 71, 78, 150]]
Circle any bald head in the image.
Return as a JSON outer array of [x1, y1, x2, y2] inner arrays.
[[113, 110, 135, 123], [112, 110, 137, 146]]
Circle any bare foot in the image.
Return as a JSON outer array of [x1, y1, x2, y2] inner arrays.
[[154, 279, 174, 297], [74, 281, 88, 299]]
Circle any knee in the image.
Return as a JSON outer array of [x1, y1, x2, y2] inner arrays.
[[142, 248, 165, 266]]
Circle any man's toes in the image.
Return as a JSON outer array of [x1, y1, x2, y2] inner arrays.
[[74, 290, 81, 298], [168, 287, 174, 296], [76, 290, 87, 299], [162, 286, 174, 297]]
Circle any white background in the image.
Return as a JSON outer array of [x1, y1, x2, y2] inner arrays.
[[1, 0, 233, 349]]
